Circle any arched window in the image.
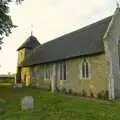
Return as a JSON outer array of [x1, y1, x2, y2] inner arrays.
[[81, 59, 91, 79], [63, 62, 66, 80]]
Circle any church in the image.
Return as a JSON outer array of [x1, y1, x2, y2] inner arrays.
[[16, 7, 120, 99]]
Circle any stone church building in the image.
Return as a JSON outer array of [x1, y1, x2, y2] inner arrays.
[[16, 7, 120, 99]]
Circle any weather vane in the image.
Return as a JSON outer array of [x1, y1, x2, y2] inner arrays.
[[31, 24, 33, 36], [116, 0, 120, 8]]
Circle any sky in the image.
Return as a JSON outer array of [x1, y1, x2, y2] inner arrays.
[[0, 0, 117, 74]]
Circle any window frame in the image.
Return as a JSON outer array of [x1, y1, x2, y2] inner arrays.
[[60, 62, 67, 80], [80, 59, 91, 80]]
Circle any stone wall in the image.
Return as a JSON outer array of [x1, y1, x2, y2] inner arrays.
[[103, 8, 120, 99], [17, 48, 32, 66], [18, 49, 25, 65], [30, 64, 51, 89], [29, 53, 108, 98], [21, 67, 31, 86], [56, 54, 108, 98], [17, 48, 33, 85]]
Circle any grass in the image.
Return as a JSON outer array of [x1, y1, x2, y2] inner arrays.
[[0, 86, 120, 120]]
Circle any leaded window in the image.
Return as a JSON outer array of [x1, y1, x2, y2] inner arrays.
[[81, 59, 91, 79]]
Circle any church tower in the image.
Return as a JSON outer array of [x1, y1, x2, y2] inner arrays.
[[16, 35, 40, 86], [17, 35, 40, 65]]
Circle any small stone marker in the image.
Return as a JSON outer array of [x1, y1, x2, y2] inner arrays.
[[13, 83, 22, 88], [17, 83, 22, 88], [21, 96, 34, 111]]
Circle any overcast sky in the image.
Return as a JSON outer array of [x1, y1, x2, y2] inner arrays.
[[0, 0, 117, 74]]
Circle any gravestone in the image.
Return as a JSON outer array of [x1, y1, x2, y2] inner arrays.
[[21, 96, 34, 111], [13, 83, 22, 88]]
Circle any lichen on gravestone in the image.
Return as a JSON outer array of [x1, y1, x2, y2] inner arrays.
[[21, 96, 34, 111]]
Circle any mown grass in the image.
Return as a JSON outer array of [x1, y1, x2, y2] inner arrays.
[[0, 86, 120, 120]]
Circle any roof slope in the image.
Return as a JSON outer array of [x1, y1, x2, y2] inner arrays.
[[21, 16, 112, 67], [17, 35, 40, 51]]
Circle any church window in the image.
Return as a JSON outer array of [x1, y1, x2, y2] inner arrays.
[[81, 59, 91, 80], [60, 62, 67, 80]]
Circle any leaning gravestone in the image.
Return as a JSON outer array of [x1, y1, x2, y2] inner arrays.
[[21, 96, 34, 111]]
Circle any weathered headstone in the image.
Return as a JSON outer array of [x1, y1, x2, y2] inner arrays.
[[21, 96, 34, 111], [13, 83, 22, 88], [17, 83, 22, 88]]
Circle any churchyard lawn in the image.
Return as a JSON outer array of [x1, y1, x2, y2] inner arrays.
[[0, 86, 120, 120]]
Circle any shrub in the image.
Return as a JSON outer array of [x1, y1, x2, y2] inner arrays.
[[0, 99, 6, 105], [72, 92, 78, 96], [97, 93, 102, 99], [77, 92, 82, 97], [97, 90, 108, 99], [56, 86, 59, 92], [82, 90, 87, 97], [0, 99, 6, 108], [0, 108, 6, 116], [68, 89, 72, 95], [60, 88, 67, 94], [104, 90, 109, 100], [48, 84, 51, 91], [0, 99, 6, 116], [90, 91, 94, 98]]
